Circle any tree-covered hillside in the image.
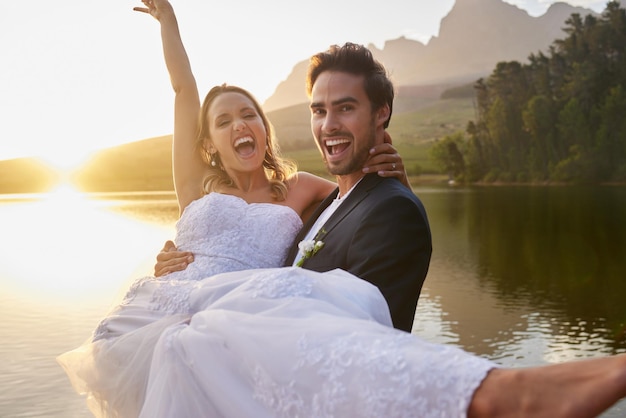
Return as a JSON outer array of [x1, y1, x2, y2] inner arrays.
[[0, 93, 471, 193], [432, 2, 626, 184]]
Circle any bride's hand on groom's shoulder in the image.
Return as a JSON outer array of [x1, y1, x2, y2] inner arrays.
[[363, 132, 412, 190], [154, 240, 194, 277]]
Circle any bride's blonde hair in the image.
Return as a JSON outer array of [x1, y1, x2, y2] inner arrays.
[[196, 84, 296, 201]]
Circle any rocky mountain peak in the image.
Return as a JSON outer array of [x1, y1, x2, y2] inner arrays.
[[263, 0, 600, 112]]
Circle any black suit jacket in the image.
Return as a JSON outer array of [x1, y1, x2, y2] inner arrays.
[[284, 174, 432, 332]]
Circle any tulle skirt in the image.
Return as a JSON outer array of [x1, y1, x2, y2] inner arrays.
[[58, 267, 494, 418]]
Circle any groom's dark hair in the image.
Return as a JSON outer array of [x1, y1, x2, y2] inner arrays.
[[306, 42, 394, 128]]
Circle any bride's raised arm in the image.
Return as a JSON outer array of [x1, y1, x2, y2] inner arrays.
[[134, 0, 205, 214]]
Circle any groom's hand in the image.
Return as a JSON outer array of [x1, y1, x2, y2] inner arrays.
[[154, 240, 194, 277]]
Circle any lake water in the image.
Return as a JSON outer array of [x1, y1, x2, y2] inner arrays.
[[1, 185, 625, 417]]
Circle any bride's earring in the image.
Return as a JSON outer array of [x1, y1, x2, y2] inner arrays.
[[209, 151, 219, 167]]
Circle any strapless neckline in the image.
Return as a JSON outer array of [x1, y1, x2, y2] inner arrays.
[[183, 192, 301, 223]]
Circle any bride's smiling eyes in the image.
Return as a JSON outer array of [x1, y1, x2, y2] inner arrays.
[[216, 118, 234, 128], [215, 111, 259, 128]]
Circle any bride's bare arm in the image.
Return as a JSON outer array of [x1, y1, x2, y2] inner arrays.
[[134, 0, 205, 214]]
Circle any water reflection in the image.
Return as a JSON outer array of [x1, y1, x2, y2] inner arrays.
[[469, 186, 626, 352], [1, 187, 625, 417], [419, 185, 626, 365], [0, 189, 174, 304], [0, 191, 177, 417]]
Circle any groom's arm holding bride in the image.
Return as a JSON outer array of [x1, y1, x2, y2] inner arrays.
[[154, 239, 192, 277]]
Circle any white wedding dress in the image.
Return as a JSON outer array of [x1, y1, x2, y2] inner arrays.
[[58, 193, 495, 418]]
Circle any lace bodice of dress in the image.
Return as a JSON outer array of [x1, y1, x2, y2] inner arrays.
[[93, 193, 303, 338], [172, 193, 303, 280]]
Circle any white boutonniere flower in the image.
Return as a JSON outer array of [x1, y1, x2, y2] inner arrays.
[[296, 229, 326, 267]]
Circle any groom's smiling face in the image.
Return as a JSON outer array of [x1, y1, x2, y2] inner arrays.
[[309, 71, 378, 176]]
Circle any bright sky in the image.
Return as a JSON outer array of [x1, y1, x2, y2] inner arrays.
[[0, 0, 608, 169]]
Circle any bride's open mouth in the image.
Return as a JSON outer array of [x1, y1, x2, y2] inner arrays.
[[234, 136, 256, 158]]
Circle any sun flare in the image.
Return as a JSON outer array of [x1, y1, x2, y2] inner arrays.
[[30, 150, 96, 193], [38, 149, 94, 173], [0, 193, 174, 305], [43, 182, 88, 205]]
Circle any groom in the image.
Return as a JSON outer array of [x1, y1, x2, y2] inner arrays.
[[156, 43, 432, 332], [283, 43, 431, 332]]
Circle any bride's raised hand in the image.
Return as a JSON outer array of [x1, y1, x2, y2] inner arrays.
[[363, 131, 412, 189], [133, 0, 173, 20]]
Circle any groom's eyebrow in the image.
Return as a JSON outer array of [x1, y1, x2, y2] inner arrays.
[[310, 96, 358, 110], [332, 97, 358, 107], [310, 101, 324, 110]]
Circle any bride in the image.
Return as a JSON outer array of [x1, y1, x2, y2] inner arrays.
[[58, 1, 626, 417]]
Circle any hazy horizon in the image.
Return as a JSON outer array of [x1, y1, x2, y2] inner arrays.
[[1, 0, 609, 169]]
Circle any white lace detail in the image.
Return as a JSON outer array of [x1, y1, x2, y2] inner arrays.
[[92, 318, 110, 341], [247, 268, 313, 299], [133, 193, 300, 303], [93, 277, 154, 340], [148, 279, 201, 314], [121, 276, 152, 304], [91, 194, 302, 341], [252, 331, 493, 418], [252, 366, 304, 417], [170, 193, 303, 281]]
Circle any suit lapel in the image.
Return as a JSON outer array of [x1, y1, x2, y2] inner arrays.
[[286, 174, 384, 265], [316, 174, 382, 237]]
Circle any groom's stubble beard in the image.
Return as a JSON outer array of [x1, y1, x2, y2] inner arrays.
[[322, 118, 377, 176]]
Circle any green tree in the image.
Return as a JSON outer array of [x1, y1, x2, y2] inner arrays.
[[466, 2, 626, 184], [556, 98, 592, 158], [522, 95, 556, 180], [595, 85, 626, 180], [429, 132, 466, 181]]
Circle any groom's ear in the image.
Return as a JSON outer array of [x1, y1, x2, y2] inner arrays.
[[375, 104, 391, 129]]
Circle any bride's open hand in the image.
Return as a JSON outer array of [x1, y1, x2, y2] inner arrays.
[[133, 0, 173, 20]]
